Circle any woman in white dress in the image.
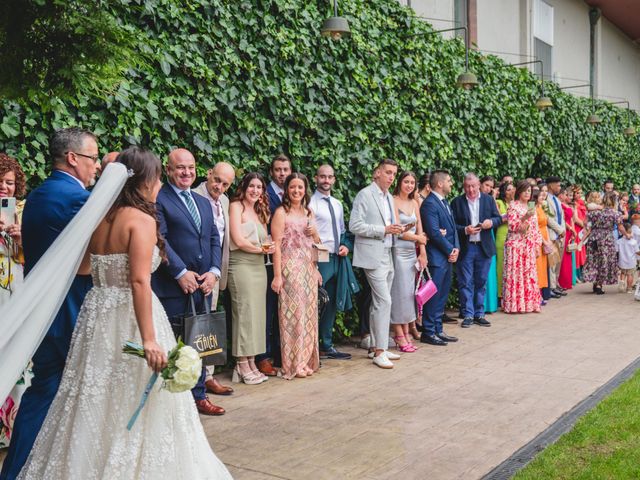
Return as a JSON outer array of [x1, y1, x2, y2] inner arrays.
[[18, 147, 232, 479]]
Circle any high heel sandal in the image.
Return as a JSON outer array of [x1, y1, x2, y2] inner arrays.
[[232, 361, 264, 385], [393, 335, 417, 353], [250, 368, 269, 383], [408, 324, 421, 340]]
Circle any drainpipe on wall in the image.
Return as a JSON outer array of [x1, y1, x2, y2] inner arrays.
[[589, 7, 601, 102]]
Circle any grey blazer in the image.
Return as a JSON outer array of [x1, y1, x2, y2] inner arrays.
[[349, 183, 396, 269], [192, 183, 230, 290], [545, 195, 566, 241]]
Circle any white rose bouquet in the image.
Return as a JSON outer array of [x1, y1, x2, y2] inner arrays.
[[122, 339, 202, 429]]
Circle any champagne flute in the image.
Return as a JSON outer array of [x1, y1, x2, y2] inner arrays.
[[262, 234, 274, 265]]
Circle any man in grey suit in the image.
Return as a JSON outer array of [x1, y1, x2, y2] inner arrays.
[[545, 176, 567, 297], [350, 159, 404, 369], [193, 161, 236, 400]]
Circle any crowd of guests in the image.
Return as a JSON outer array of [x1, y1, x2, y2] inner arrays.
[[1, 128, 639, 472]]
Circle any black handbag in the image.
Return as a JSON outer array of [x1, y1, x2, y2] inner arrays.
[[318, 286, 330, 318], [169, 294, 227, 366]]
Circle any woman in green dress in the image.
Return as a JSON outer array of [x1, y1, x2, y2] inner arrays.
[[227, 172, 273, 385], [481, 176, 499, 313], [496, 181, 515, 306]]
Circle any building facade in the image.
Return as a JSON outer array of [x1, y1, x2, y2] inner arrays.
[[399, 0, 640, 110]]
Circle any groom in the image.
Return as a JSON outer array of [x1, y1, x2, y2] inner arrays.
[[152, 148, 223, 416], [1, 128, 100, 480]]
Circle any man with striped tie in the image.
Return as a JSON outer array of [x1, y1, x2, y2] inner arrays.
[[152, 148, 224, 416]]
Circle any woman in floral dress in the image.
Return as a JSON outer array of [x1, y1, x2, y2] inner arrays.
[[271, 173, 322, 379], [0, 153, 29, 450], [583, 192, 623, 294], [502, 181, 542, 313]]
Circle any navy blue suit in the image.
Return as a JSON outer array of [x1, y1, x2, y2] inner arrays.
[[451, 193, 502, 319], [256, 182, 282, 365], [420, 193, 460, 336], [152, 183, 221, 400], [1, 171, 92, 480]]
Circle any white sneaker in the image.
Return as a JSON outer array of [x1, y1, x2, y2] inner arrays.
[[384, 350, 401, 360], [367, 350, 401, 360], [372, 353, 394, 369], [359, 335, 372, 349]]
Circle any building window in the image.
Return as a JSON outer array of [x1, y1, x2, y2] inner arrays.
[[454, 0, 468, 36], [533, 0, 553, 80]]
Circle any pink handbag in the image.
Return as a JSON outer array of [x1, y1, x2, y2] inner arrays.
[[415, 269, 438, 315]]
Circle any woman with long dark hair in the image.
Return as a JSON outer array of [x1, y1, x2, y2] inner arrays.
[[390, 171, 426, 351], [18, 146, 232, 478], [496, 181, 515, 304], [271, 173, 322, 379], [227, 172, 272, 384], [502, 180, 542, 313]]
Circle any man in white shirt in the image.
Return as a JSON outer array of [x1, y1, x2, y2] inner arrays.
[[350, 159, 404, 369], [193, 162, 235, 398], [309, 165, 351, 360]]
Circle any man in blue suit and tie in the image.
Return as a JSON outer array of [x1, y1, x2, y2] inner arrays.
[[451, 173, 502, 328], [419, 170, 460, 346], [256, 153, 291, 376], [1, 128, 100, 480], [152, 148, 223, 416]]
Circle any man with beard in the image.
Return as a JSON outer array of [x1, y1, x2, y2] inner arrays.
[[309, 165, 352, 360]]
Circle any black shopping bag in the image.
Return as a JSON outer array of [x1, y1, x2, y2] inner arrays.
[[170, 294, 227, 366]]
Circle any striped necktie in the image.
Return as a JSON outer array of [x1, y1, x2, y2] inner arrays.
[[181, 190, 201, 231]]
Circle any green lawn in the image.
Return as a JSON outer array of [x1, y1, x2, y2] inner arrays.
[[514, 369, 640, 480]]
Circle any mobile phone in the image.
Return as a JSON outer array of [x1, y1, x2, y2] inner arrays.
[[0, 197, 16, 225], [474, 223, 482, 228], [402, 222, 416, 232]]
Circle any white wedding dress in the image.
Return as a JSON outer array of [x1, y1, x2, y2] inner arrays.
[[18, 247, 232, 479]]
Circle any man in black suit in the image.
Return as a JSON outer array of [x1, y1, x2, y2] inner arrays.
[[451, 173, 502, 328], [256, 153, 292, 376], [152, 148, 224, 416]]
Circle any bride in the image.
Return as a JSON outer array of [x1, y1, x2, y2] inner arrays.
[[17, 147, 232, 479]]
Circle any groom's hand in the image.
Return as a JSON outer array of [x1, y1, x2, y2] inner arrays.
[[178, 271, 200, 294], [198, 272, 218, 295]]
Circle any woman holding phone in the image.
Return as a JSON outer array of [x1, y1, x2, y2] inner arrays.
[[390, 171, 427, 351], [0, 153, 27, 449], [502, 181, 542, 313]]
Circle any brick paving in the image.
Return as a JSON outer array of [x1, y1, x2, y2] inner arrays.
[[204, 283, 640, 480]]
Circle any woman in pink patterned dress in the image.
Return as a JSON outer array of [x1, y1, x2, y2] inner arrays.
[[502, 181, 543, 313], [271, 173, 322, 379]]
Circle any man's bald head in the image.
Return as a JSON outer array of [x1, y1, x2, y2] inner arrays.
[[166, 148, 197, 190], [206, 161, 236, 200], [315, 164, 336, 195]]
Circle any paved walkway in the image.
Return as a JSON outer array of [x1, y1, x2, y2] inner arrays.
[[205, 283, 640, 479]]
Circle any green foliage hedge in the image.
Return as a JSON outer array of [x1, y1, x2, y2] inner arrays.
[[1, 0, 639, 335], [1, 0, 638, 195]]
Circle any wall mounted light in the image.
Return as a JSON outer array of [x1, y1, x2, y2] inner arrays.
[[507, 60, 552, 110], [321, 0, 351, 40], [609, 100, 636, 136], [414, 27, 478, 90]]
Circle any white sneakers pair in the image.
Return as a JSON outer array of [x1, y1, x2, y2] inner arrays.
[[370, 350, 400, 369]]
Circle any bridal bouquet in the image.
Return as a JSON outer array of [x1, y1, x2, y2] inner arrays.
[[122, 339, 202, 429]]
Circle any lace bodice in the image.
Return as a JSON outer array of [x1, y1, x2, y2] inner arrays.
[[90, 247, 161, 288], [280, 216, 314, 252]]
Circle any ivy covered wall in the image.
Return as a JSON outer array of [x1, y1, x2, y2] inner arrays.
[[1, 0, 639, 203]]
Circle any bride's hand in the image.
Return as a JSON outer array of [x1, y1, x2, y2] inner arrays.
[[143, 340, 167, 373]]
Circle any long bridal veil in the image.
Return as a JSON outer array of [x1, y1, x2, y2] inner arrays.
[[0, 163, 127, 401]]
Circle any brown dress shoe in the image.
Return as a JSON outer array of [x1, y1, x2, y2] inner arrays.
[[205, 378, 234, 396], [195, 398, 225, 416], [257, 359, 277, 376]]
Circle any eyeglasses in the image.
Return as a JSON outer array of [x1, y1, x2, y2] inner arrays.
[[67, 151, 100, 163]]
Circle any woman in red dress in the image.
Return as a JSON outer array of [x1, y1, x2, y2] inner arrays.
[[502, 181, 542, 313], [572, 186, 587, 277], [558, 187, 577, 290]]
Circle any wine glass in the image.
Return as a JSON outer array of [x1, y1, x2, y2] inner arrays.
[[262, 234, 274, 265]]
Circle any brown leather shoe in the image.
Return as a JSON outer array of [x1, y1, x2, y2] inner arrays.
[[195, 398, 225, 416], [257, 359, 277, 376], [205, 378, 234, 396]]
